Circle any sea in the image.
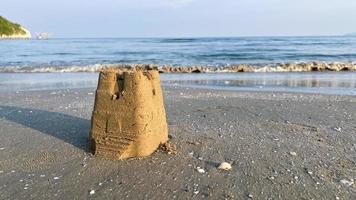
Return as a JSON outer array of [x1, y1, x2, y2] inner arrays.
[[0, 37, 355, 95]]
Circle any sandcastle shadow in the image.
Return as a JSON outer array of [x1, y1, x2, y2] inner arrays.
[[0, 105, 90, 152]]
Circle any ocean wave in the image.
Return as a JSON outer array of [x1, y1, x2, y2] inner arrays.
[[51, 52, 78, 56], [0, 64, 105, 73], [0, 62, 355, 73], [158, 38, 200, 43]]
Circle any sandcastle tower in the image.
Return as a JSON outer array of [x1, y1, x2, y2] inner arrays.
[[89, 68, 168, 160]]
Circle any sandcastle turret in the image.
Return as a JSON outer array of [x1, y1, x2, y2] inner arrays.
[[89, 68, 168, 160]]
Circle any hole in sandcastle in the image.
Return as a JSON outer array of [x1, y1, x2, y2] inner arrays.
[[143, 71, 153, 80], [113, 74, 125, 100], [152, 89, 156, 95]]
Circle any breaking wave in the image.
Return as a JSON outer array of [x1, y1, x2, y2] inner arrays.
[[0, 62, 355, 73]]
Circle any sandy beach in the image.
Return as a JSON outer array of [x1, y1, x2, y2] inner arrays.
[[0, 86, 355, 199], [2, 0, 356, 198]]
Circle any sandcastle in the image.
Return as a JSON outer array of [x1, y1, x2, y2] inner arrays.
[[89, 67, 168, 160]]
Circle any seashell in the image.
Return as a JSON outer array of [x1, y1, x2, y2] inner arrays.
[[218, 162, 232, 171]]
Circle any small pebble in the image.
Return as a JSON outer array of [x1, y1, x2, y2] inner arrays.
[[89, 190, 95, 195], [53, 177, 60, 180], [197, 167, 205, 174], [340, 179, 354, 186], [193, 190, 199, 195], [333, 127, 341, 132], [290, 152, 297, 156]]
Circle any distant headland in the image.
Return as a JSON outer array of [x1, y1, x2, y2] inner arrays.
[[0, 16, 31, 39]]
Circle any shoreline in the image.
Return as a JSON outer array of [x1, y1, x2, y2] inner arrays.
[[0, 62, 356, 73], [0, 88, 355, 199]]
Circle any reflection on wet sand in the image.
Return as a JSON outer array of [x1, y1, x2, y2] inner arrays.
[[162, 72, 356, 95], [168, 77, 355, 88], [0, 72, 355, 95]]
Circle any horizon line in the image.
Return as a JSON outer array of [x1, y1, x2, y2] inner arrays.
[[32, 34, 353, 39]]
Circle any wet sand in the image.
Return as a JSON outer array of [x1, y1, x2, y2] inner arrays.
[[0, 87, 355, 199]]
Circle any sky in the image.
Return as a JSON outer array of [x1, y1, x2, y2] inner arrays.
[[1, 0, 356, 38]]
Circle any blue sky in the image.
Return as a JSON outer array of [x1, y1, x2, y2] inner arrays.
[[2, 0, 356, 37]]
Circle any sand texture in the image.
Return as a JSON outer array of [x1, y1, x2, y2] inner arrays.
[[90, 69, 168, 160], [0, 87, 355, 199]]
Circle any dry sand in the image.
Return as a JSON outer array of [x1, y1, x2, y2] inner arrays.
[[0, 87, 355, 199]]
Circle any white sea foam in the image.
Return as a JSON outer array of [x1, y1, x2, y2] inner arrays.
[[0, 62, 355, 73], [0, 64, 105, 73]]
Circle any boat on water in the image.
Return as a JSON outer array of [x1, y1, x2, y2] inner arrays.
[[36, 32, 49, 40]]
